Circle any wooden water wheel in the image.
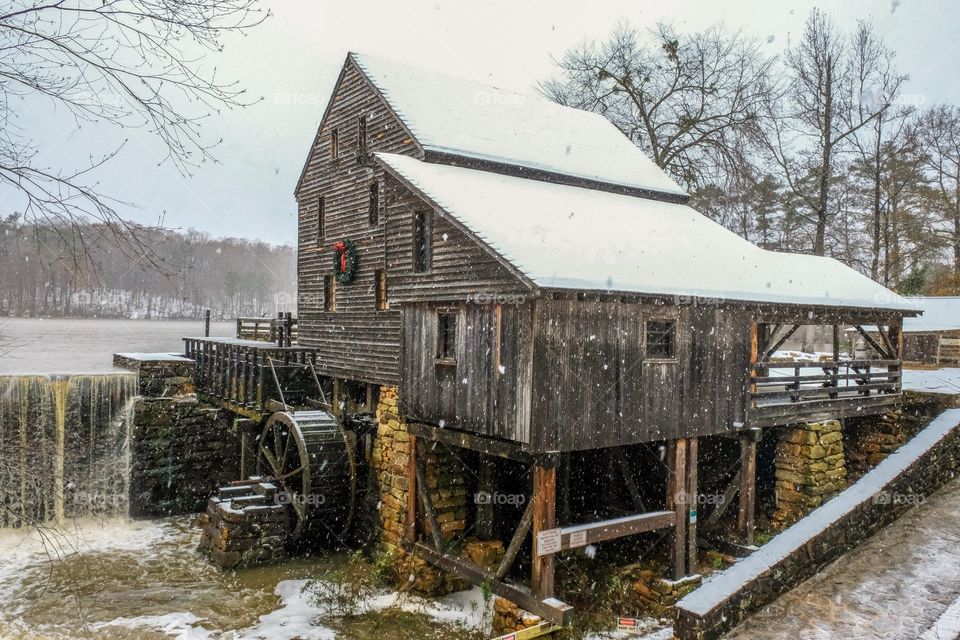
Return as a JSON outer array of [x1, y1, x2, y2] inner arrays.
[[256, 410, 357, 544]]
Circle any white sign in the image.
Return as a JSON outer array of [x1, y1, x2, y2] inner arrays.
[[617, 617, 643, 633], [536, 528, 561, 556], [568, 530, 587, 549]]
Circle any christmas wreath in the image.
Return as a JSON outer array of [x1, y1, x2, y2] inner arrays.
[[332, 238, 359, 284]]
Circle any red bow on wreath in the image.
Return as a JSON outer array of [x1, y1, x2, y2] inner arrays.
[[333, 241, 346, 272]]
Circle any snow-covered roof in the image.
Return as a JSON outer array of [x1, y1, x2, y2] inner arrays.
[[899, 297, 960, 332], [351, 52, 686, 197], [376, 153, 918, 312]]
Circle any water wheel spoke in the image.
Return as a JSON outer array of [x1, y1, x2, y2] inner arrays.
[[261, 447, 280, 476], [275, 466, 303, 482]]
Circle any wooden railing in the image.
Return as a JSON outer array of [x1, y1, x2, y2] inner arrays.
[[235, 314, 298, 346], [751, 359, 901, 406], [183, 337, 319, 414]]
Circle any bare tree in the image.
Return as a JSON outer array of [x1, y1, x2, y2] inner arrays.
[[540, 22, 774, 190], [760, 9, 888, 256], [915, 105, 960, 290], [0, 0, 268, 270], [844, 21, 913, 279]]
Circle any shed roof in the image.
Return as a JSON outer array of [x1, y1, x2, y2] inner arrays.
[[899, 297, 960, 332], [351, 52, 686, 197], [376, 153, 918, 312]]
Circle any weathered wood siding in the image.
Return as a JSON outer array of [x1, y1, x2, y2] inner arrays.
[[528, 299, 753, 451], [295, 59, 420, 385], [383, 174, 531, 302], [400, 301, 534, 442], [401, 296, 754, 451]]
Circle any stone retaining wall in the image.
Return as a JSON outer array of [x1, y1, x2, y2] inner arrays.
[[674, 408, 960, 640], [128, 396, 240, 517]]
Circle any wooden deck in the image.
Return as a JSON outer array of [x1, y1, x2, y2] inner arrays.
[[182, 337, 322, 419]]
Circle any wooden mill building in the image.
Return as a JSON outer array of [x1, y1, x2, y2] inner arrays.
[[191, 52, 921, 624]]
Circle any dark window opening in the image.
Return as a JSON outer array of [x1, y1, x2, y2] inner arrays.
[[413, 210, 432, 273], [646, 319, 676, 359], [437, 312, 457, 363], [331, 128, 339, 159], [375, 269, 388, 311], [324, 275, 335, 311], [317, 196, 325, 242], [358, 115, 368, 154], [369, 181, 379, 226]]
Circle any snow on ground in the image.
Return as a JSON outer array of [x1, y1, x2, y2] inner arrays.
[[920, 594, 960, 640], [901, 367, 960, 395], [721, 476, 960, 639]]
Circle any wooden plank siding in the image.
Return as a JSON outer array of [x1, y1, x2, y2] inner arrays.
[[382, 174, 532, 303], [401, 301, 534, 442], [401, 297, 755, 452], [527, 300, 753, 451], [295, 58, 420, 385]]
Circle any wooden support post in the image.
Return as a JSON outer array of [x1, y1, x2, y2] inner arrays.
[[737, 435, 757, 545], [204, 309, 211, 337], [531, 463, 557, 599], [666, 438, 688, 580], [889, 318, 903, 387], [405, 435, 418, 544], [477, 454, 495, 539], [687, 437, 698, 573]]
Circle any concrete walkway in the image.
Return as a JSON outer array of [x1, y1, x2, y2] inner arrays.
[[725, 477, 960, 640]]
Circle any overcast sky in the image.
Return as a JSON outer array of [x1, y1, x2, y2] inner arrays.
[[11, 0, 960, 246]]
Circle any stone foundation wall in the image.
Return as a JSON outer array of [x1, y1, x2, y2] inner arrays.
[[128, 397, 240, 517], [371, 386, 469, 595], [773, 420, 846, 526], [846, 411, 906, 475]]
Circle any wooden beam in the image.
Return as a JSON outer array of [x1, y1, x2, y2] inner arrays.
[[757, 322, 781, 357], [854, 325, 892, 359], [414, 441, 444, 552], [737, 436, 757, 545], [531, 464, 557, 599], [762, 324, 801, 361], [534, 511, 675, 553], [496, 498, 535, 580], [404, 435, 418, 544], [406, 421, 534, 463], [687, 437, 698, 573], [407, 541, 574, 626], [666, 439, 688, 580], [701, 467, 742, 529]]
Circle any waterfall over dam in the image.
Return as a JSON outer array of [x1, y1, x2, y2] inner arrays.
[[0, 373, 138, 527]]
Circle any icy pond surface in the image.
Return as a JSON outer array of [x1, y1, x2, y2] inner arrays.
[[0, 517, 492, 639], [0, 318, 233, 374]]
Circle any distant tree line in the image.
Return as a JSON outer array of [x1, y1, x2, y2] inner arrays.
[[0, 215, 295, 319], [543, 9, 960, 295]]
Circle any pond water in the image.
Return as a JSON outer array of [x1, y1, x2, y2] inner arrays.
[[0, 318, 234, 375], [0, 517, 491, 639]]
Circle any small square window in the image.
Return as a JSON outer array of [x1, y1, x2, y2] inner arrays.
[[375, 269, 388, 311], [324, 275, 336, 311], [437, 312, 457, 363], [646, 319, 675, 359], [369, 181, 380, 226], [331, 128, 339, 159]]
